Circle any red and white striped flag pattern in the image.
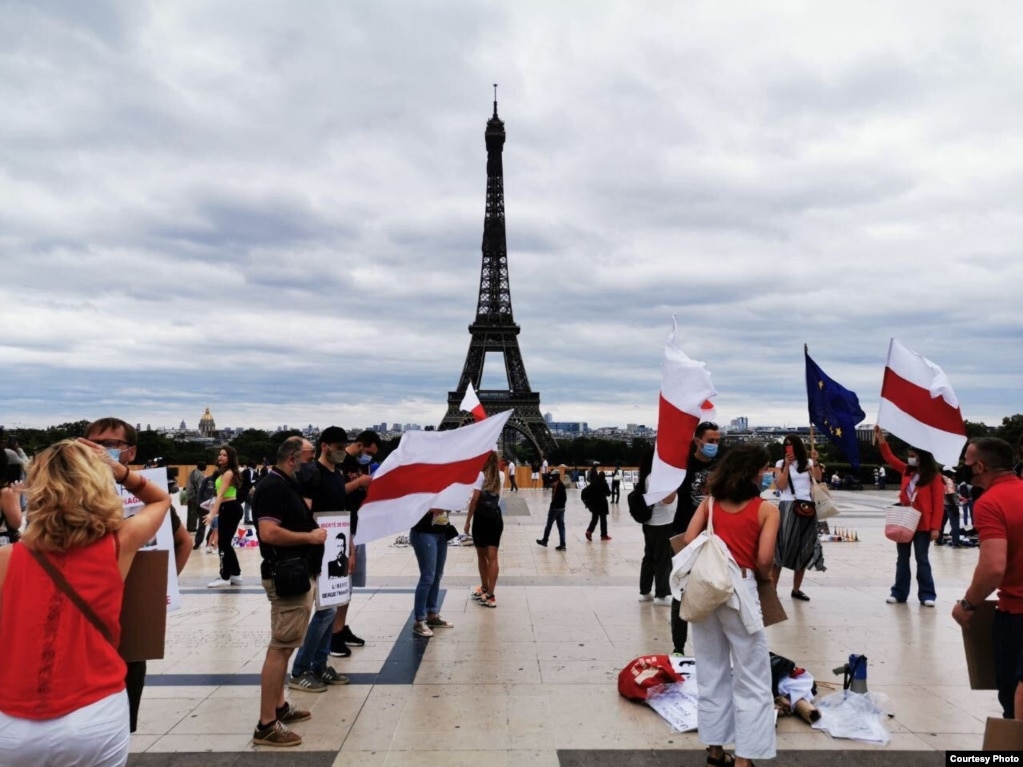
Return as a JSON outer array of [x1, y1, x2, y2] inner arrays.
[[644, 318, 717, 505], [459, 382, 487, 422], [877, 338, 966, 466], [355, 410, 512, 543]]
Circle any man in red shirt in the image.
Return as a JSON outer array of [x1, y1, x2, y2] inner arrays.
[[952, 437, 1023, 719]]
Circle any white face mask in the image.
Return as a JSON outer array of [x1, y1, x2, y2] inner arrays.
[[907, 457, 919, 467]]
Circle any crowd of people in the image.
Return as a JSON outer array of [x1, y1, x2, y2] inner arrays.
[[0, 418, 1021, 762]]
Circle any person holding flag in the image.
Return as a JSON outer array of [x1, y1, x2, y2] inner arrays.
[[875, 426, 944, 606]]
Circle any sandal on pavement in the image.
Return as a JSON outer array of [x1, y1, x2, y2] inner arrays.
[[706, 751, 735, 767], [791, 590, 811, 601]]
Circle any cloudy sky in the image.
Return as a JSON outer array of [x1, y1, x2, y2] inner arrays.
[[2, 1, 1021, 434]]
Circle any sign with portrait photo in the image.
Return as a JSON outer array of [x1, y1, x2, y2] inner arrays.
[[314, 511, 352, 609]]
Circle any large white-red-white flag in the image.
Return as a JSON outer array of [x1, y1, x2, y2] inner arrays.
[[459, 382, 487, 422], [355, 410, 512, 543], [645, 318, 717, 505], [877, 338, 966, 466]]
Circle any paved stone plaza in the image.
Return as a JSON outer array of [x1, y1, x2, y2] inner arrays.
[[126, 487, 995, 766]]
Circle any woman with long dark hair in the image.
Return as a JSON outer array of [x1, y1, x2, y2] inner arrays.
[[637, 448, 677, 605], [875, 426, 944, 606], [466, 452, 504, 608], [682, 443, 779, 767], [205, 445, 244, 588], [770, 434, 823, 601]]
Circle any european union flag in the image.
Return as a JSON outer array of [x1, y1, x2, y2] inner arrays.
[[805, 348, 866, 468]]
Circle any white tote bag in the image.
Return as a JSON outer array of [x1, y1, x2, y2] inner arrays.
[[811, 478, 840, 520], [680, 498, 734, 623], [884, 506, 921, 543]]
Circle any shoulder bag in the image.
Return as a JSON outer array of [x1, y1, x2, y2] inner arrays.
[[474, 490, 502, 520], [884, 506, 921, 543], [679, 498, 735, 623], [810, 475, 840, 520], [272, 556, 311, 597]]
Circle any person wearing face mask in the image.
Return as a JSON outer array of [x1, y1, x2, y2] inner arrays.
[[669, 421, 722, 655], [771, 434, 824, 602], [290, 428, 350, 692], [952, 437, 1023, 719], [251, 436, 328, 747], [875, 426, 944, 607], [328, 430, 381, 657]]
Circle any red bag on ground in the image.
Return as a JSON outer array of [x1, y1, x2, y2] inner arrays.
[[617, 655, 684, 701]]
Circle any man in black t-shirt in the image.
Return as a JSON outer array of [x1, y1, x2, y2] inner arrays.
[[329, 430, 380, 657], [252, 437, 327, 748], [670, 422, 722, 655]]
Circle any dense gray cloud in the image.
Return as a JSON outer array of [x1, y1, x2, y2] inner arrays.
[[2, 0, 1021, 433]]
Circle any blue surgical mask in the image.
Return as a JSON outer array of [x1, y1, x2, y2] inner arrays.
[[358, 454, 372, 465], [700, 442, 719, 459], [106, 448, 122, 463], [761, 474, 773, 490]]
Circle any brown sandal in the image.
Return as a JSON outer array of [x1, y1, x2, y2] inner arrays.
[[706, 751, 735, 767]]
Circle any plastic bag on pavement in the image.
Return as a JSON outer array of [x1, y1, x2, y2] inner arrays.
[[811, 690, 891, 745]]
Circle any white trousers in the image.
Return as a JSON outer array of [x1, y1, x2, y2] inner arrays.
[[0, 690, 129, 767], [692, 576, 776, 760]]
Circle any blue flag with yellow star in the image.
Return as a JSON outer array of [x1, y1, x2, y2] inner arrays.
[[805, 349, 866, 468]]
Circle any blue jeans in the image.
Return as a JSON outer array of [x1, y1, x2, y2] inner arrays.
[[410, 529, 448, 621], [891, 531, 936, 603], [541, 506, 566, 547], [941, 495, 961, 545], [291, 606, 337, 676]]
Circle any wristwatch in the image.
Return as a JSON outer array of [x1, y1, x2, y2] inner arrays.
[[959, 598, 977, 611]]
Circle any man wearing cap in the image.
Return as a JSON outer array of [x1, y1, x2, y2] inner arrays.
[[329, 430, 380, 657], [289, 427, 352, 692]]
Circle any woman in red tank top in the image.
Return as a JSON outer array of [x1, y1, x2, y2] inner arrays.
[[682, 444, 780, 767], [0, 439, 169, 767]]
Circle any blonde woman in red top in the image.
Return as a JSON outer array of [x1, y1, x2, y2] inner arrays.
[[0, 439, 169, 767], [683, 444, 780, 767], [875, 426, 944, 606]]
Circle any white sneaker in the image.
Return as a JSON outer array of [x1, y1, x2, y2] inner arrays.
[[652, 596, 672, 606], [886, 596, 900, 604], [207, 578, 231, 588], [412, 620, 434, 637], [922, 599, 936, 607], [638, 593, 653, 602], [229, 575, 243, 585]]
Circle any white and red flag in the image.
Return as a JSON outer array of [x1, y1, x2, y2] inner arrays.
[[644, 317, 717, 505], [877, 338, 966, 466], [355, 409, 512, 543], [459, 382, 487, 422]]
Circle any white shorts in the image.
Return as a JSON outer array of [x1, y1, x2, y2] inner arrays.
[[531, 473, 539, 480], [0, 690, 130, 767]]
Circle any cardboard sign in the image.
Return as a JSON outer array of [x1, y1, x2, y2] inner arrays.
[[962, 600, 998, 690], [314, 511, 351, 609], [118, 549, 169, 662], [982, 717, 1023, 750]]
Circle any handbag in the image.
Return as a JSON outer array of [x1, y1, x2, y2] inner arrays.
[[811, 479, 840, 520], [272, 556, 311, 597], [884, 506, 921, 543], [679, 498, 735, 623], [791, 499, 816, 518]]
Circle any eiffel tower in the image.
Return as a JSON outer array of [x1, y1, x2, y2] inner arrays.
[[439, 92, 556, 457]]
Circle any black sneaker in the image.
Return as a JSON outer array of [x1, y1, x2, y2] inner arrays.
[[329, 633, 351, 657], [339, 625, 365, 647]]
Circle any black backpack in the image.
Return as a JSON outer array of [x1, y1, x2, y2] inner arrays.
[[237, 469, 253, 503], [627, 486, 653, 524], [197, 475, 217, 505]]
